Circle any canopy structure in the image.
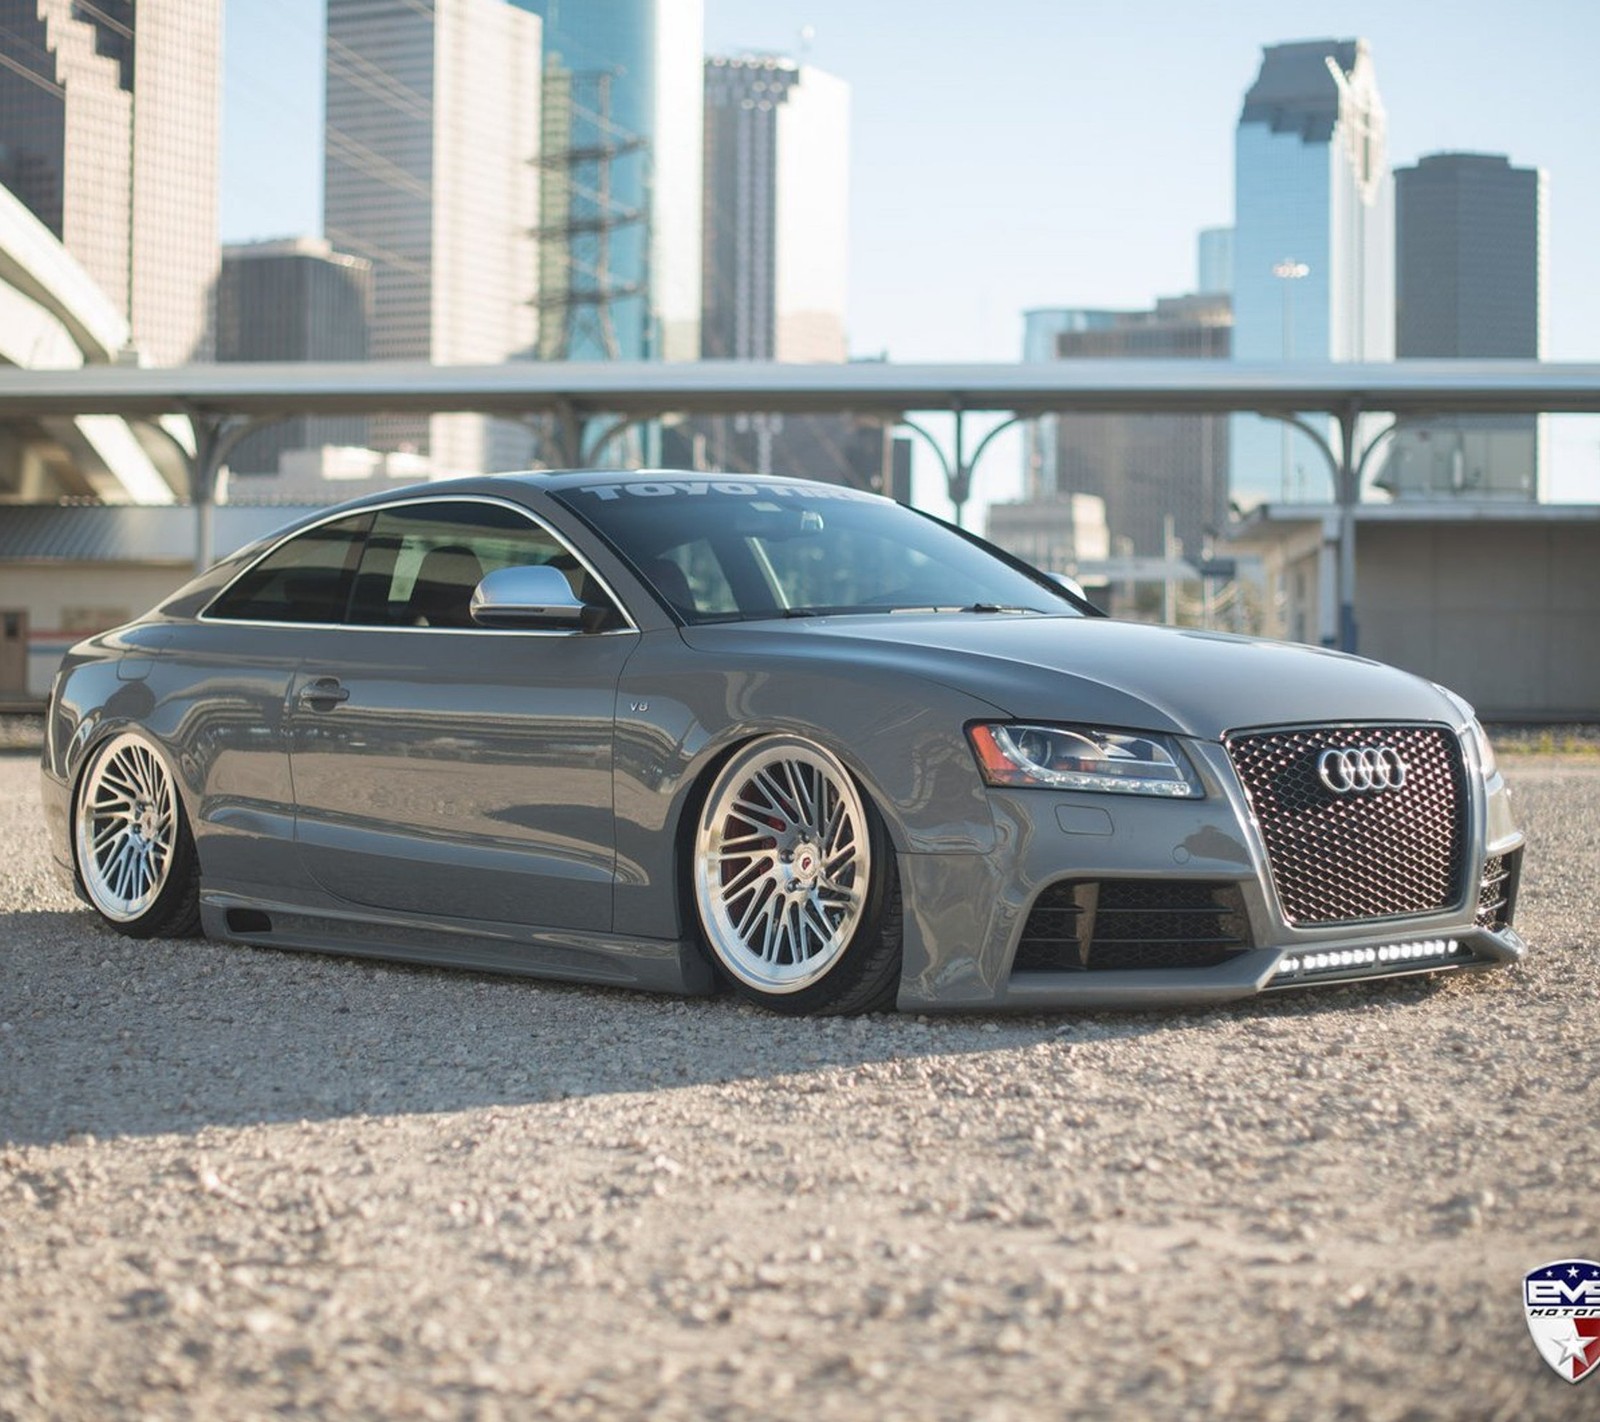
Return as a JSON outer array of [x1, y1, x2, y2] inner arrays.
[[2, 357, 1599, 650], [2, 358, 1600, 420]]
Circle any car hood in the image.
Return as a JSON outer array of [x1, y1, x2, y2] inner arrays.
[[681, 614, 1459, 742]]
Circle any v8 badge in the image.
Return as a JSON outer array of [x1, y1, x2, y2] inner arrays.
[[1524, 1259, 1600, 1384]]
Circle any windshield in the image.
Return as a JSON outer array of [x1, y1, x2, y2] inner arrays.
[[555, 478, 1086, 624]]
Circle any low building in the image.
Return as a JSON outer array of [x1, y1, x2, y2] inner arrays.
[[0, 504, 320, 700], [1225, 503, 1600, 721]]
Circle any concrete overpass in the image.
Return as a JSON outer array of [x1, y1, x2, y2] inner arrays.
[[0, 186, 186, 504], [1, 357, 1599, 650]]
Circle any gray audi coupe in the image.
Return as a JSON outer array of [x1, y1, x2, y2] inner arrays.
[[41, 471, 1526, 1014]]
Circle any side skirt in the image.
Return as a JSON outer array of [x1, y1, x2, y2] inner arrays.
[[199, 892, 717, 997]]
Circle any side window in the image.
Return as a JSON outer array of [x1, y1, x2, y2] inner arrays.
[[207, 514, 371, 623], [346, 501, 618, 629]]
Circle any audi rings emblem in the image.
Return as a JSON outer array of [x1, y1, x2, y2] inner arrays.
[[1316, 745, 1408, 794]]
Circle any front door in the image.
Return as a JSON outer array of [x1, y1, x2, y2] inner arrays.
[[286, 498, 638, 931]]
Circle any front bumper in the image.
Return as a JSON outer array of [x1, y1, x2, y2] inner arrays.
[[894, 736, 1526, 1012]]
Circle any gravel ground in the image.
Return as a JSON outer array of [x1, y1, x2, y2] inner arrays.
[[1, 752, 1596, 1421]]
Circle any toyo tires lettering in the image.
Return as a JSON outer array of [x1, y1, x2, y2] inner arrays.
[[577, 480, 873, 502]]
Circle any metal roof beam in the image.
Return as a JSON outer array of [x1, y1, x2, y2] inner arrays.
[[0, 359, 1598, 422]]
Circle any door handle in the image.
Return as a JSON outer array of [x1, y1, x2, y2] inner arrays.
[[298, 678, 350, 707]]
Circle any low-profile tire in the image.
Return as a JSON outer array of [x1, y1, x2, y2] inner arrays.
[[73, 730, 201, 940], [692, 735, 901, 1016]]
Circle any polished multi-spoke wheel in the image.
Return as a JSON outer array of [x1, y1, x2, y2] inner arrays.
[[693, 736, 900, 1014], [74, 732, 199, 937]]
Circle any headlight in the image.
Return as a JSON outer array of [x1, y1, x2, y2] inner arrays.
[[1432, 683, 1498, 778], [1464, 716, 1498, 778], [967, 723, 1203, 798]]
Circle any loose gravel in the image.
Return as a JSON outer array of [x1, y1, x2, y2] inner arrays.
[[1, 753, 1596, 1420]]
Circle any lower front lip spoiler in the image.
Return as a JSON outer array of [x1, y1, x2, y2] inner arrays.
[[981, 928, 1525, 1013], [1261, 926, 1525, 991]]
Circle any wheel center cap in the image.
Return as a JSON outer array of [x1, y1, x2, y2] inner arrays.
[[789, 842, 821, 887]]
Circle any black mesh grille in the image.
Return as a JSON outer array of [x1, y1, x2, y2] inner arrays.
[[1226, 725, 1467, 926], [1012, 881, 1251, 973], [1012, 886, 1084, 972], [1475, 849, 1521, 932]]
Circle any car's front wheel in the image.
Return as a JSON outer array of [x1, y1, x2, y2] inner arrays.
[[73, 731, 201, 939], [692, 735, 901, 1015]]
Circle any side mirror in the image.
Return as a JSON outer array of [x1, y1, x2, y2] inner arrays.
[[470, 565, 590, 628], [1047, 571, 1088, 600]]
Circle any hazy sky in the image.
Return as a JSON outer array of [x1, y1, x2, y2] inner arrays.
[[221, 0, 1600, 506]]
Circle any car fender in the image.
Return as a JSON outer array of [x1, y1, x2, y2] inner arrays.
[[610, 631, 1007, 940]]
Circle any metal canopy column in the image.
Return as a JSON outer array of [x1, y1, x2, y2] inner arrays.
[[1259, 404, 1394, 653], [895, 408, 1028, 527], [140, 411, 276, 573]]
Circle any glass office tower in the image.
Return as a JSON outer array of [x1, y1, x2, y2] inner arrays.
[[694, 55, 886, 487], [1049, 298, 1232, 558], [514, 0, 703, 362], [1231, 39, 1393, 507]]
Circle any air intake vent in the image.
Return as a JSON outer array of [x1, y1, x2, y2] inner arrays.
[[1475, 850, 1521, 932], [225, 908, 273, 935], [1012, 880, 1251, 973]]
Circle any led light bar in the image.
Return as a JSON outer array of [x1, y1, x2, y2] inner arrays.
[[1272, 938, 1466, 978]]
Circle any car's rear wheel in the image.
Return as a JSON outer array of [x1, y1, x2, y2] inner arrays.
[[73, 731, 201, 939], [692, 735, 901, 1015]]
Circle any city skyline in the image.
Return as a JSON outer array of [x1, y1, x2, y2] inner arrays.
[[218, 0, 1600, 506]]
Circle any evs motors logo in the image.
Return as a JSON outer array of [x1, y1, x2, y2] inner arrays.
[[1524, 1259, 1600, 1384]]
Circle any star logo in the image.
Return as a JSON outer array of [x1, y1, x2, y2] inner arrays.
[[1524, 1259, 1600, 1385]]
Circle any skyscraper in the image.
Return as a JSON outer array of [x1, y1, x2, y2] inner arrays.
[[216, 238, 373, 476], [1231, 38, 1393, 505], [1197, 226, 1234, 295], [0, 0, 221, 364], [1050, 296, 1232, 558], [514, 0, 703, 363], [694, 54, 887, 488], [702, 55, 848, 363], [1020, 309, 1120, 502], [324, 0, 541, 474], [1379, 152, 1545, 499]]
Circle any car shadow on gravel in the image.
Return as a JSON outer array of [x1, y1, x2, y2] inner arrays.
[[0, 904, 1462, 1150]]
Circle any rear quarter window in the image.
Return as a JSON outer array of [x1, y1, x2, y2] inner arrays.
[[206, 514, 371, 623]]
